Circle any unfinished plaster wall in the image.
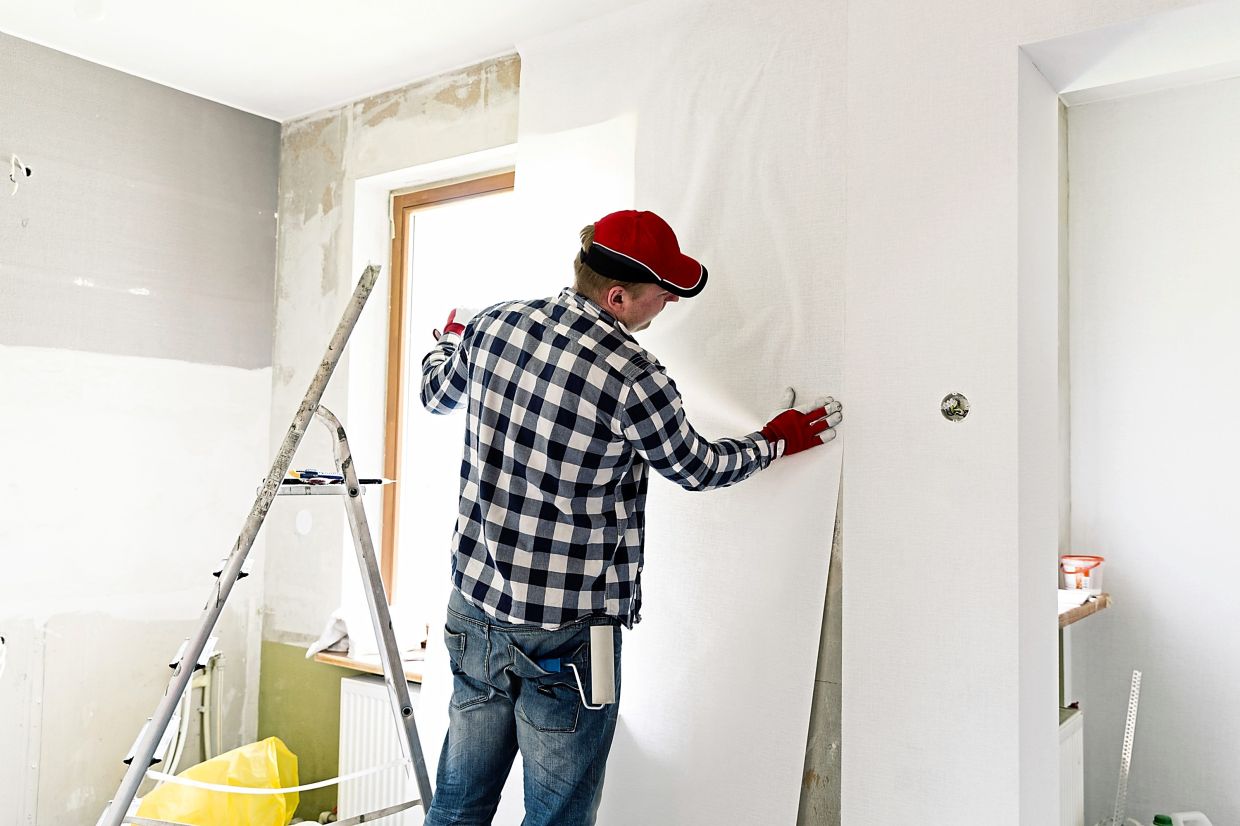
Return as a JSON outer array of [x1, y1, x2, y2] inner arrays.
[[0, 32, 277, 824], [263, 55, 520, 647], [260, 58, 518, 819]]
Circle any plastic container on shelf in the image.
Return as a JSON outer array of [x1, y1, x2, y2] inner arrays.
[[1060, 554, 1105, 593], [1153, 813, 1214, 826]]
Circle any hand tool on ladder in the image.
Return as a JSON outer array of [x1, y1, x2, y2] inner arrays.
[[98, 265, 433, 826]]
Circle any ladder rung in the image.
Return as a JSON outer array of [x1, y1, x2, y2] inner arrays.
[[95, 800, 143, 826], [95, 801, 119, 826], [334, 798, 422, 825], [169, 636, 219, 671], [122, 719, 152, 765], [98, 800, 190, 826], [212, 556, 253, 579], [123, 716, 180, 766]]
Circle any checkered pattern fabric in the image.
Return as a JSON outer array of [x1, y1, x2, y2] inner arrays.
[[420, 288, 774, 629]]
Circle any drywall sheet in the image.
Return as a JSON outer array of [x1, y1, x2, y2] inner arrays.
[[503, 1, 842, 821], [0, 31, 278, 369]]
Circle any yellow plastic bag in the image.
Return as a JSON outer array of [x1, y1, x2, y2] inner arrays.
[[133, 736, 299, 826]]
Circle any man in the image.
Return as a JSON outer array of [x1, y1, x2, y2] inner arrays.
[[419, 209, 842, 826]]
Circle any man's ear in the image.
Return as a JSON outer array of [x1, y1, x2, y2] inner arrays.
[[604, 285, 626, 309]]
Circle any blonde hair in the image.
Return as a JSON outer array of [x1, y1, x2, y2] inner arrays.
[[574, 224, 650, 302]]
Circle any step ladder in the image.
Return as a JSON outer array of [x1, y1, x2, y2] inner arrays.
[[98, 266, 433, 826]]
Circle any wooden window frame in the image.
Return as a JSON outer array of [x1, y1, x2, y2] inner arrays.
[[381, 171, 515, 599]]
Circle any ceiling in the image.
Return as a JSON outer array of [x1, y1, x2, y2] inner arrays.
[[0, 0, 644, 121]]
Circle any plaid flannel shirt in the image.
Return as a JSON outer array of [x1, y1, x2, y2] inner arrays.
[[421, 288, 774, 629]]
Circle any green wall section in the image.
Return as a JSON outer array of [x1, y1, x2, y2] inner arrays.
[[258, 641, 355, 820]]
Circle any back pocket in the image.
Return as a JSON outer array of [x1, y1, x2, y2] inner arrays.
[[444, 626, 488, 710], [509, 641, 587, 733]]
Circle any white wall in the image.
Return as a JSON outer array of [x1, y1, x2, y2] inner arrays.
[[842, 1, 1195, 822], [1017, 50, 1064, 826], [1067, 76, 1240, 825], [0, 32, 277, 824]]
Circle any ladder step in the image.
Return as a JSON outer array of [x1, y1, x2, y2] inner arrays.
[[98, 802, 194, 826], [334, 798, 422, 825], [123, 715, 180, 766], [168, 636, 218, 671], [212, 556, 253, 579], [110, 799, 419, 825], [95, 801, 118, 826], [95, 799, 140, 826]]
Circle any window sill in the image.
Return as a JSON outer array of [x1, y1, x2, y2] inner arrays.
[[312, 650, 423, 684]]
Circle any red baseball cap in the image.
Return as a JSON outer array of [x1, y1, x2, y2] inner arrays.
[[581, 210, 708, 298]]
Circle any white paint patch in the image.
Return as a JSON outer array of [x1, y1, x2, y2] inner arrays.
[[0, 343, 270, 822], [0, 345, 270, 603]]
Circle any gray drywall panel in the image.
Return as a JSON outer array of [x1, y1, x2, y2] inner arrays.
[[0, 31, 278, 368]]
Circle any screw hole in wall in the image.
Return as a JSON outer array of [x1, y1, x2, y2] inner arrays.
[[941, 392, 969, 422]]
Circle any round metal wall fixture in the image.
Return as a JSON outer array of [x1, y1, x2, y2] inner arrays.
[[941, 392, 969, 422]]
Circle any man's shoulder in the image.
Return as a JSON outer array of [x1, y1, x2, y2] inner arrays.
[[467, 297, 558, 339], [472, 295, 665, 382], [476, 297, 549, 320], [614, 346, 665, 382]]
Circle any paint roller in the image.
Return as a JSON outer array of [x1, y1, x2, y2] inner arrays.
[[543, 625, 618, 709]]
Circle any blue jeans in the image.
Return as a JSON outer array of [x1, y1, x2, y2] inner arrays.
[[423, 590, 622, 826]]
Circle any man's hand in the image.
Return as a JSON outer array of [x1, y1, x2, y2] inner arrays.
[[761, 389, 843, 459], [432, 307, 481, 341]]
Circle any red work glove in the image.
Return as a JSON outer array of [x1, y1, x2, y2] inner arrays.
[[432, 308, 479, 341], [761, 393, 843, 459]]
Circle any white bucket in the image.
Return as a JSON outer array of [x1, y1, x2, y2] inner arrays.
[[1166, 813, 1213, 826]]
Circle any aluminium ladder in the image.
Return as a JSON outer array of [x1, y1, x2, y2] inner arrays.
[[98, 266, 433, 826]]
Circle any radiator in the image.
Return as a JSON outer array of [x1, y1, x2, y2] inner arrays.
[[338, 675, 424, 825], [1060, 708, 1084, 826]]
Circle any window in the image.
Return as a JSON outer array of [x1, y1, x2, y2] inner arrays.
[[382, 172, 515, 604]]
